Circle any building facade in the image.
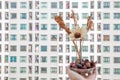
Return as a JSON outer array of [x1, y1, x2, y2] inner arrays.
[[0, 0, 120, 80]]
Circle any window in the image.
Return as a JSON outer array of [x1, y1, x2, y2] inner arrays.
[[51, 2, 57, 8], [114, 68, 120, 74], [51, 35, 57, 41], [103, 13, 110, 19], [41, 35, 47, 40], [10, 45, 17, 51], [103, 24, 110, 30], [41, 24, 47, 30], [10, 34, 17, 40], [103, 2, 110, 8], [50, 67, 57, 73], [20, 34, 27, 40], [51, 45, 57, 52], [114, 2, 120, 8], [114, 13, 120, 19], [20, 67, 26, 73], [0, 1, 1, 9], [10, 67, 17, 73], [20, 56, 26, 63], [41, 56, 47, 63], [41, 13, 47, 19], [20, 24, 26, 30], [114, 24, 120, 30], [11, 2, 17, 8], [20, 45, 26, 51], [114, 57, 120, 63], [103, 68, 110, 74], [82, 2, 88, 8], [59, 45, 63, 52], [5, 55, 8, 63], [20, 13, 27, 19], [82, 46, 88, 52], [103, 46, 110, 52], [10, 56, 17, 62], [41, 2, 47, 8], [51, 13, 57, 19], [10, 24, 17, 30], [50, 78, 57, 80], [72, 2, 78, 8], [50, 56, 57, 63], [29, 1, 32, 9], [103, 35, 110, 41], [114, 35, 120, 41], [72, 46, 76, 52], [82, 13, 88, 19], [103, 57, 110, 63], [59, 56, 63, 63], [97, 1, 101, 9], [20, 2, 27, 8], [11, 13, 17, 19], [41, 45, 47, 52], [51, 24, 57, 30], [59, 34, 63, 41], [5, 1, 9, 9], [41, 67, 47, 73], [90, 45, 94, 53], [90, 1, 94, 9], [59, 1, 63, 9], [10, 78, 16, 80], [114, 46, 120, 52]]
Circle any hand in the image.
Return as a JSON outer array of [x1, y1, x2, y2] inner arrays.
[[66, 66, 97, 80]]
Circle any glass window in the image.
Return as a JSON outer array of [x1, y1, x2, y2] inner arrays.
[[114, 57, 120, 63], [10, 24, 17, 30], [114, 68, 120, 74], [41, 24, 47, 30], [103, 35, 110, 41], [41, 2, 47, 8], [10, 34, 17, 40], [59, 1, 63, 9], [11, 2, 17, 8], [5, 55, 8, 63], [20, 34, 27, 40], [103, 24, 110, 30], [20, 56, 26, 63], [72, 2, 78, 8], [51, 45, 57, 52], [82, 2, 88, 8], [51, 35, 57, 41], [114, 13, 120, 19], [103, 13, 110, 19], [103, 46, 110, 52], [41, 35, 47, 40], [51, 13, 57, 19], [50, 67, 57, 73], [41, 56, 47, 63], [90, 1, 94, 9], [10, 56, 17, 62], [103, 2, 110, 8], [71, 57, 77, 62], [11, 13, 17, 19], [20, 24, 26, 30], [41, 13, 48, 19], [41, 45, 47, 52], [20, 2, 27, 8], [114, 35, 120, 41], [41, 67, 47, 73], [10, 78, 16, 80], [50, 56, 57, 63], [82, 13, 88, 19], [82, 46, 88, 52], [50, 78, 57, 80], [20, 67, 26, 73], [103, 68, 110, 74], [0, 1, 1, 9], [97, 1, 101, 9], [10, 67, 17, 73], [114, 24, 120, 30], [10, 45, 17, 51], [103, 57, 110, 63], [40, 78, 47, 80], [51, 2, 57, 8], [114, 46, 120, 52], [20, 13, 27, 19], [20, 45, 26, 51], [51, 24, 57, 30], [114, 2, 120, 8]]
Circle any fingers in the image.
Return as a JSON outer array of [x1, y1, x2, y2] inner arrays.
[[66, 66, 87, 80]]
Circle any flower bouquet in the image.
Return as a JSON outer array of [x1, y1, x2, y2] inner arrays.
[[54, 10, 96, 77]]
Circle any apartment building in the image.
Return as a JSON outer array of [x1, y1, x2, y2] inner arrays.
[[0, 0, 120, 80]]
